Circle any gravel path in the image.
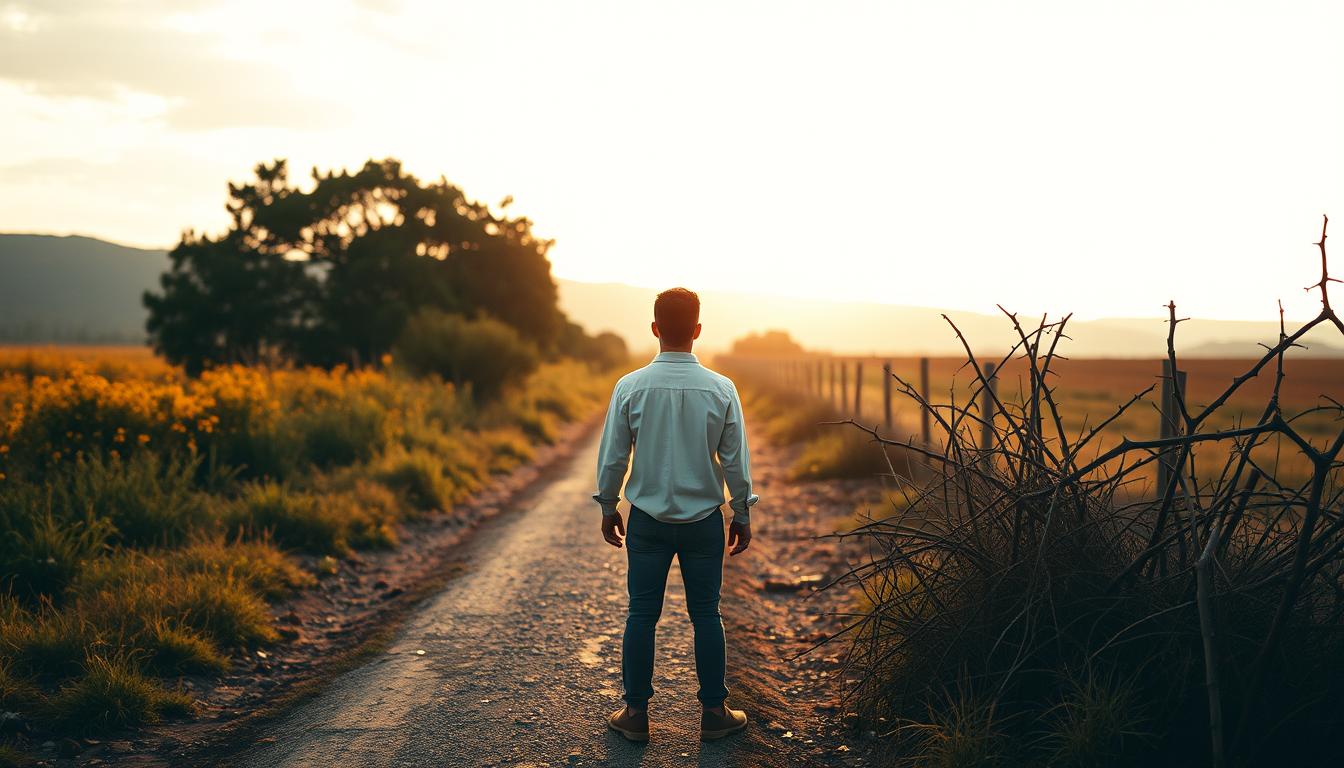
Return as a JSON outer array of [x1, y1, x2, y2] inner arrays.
[[229, 428, 838, 768]]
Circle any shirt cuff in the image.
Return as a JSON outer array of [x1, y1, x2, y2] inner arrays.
[[730, 493, 759, 524], [593, 493, 621, 517]]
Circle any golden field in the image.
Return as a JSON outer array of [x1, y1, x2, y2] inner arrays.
[[764, 354, 1344, 489]]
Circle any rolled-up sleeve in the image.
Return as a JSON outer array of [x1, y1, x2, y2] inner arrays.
[[592, 381, 632, 517], [717, 383, 759, 524]]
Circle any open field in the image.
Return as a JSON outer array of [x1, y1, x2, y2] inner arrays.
[[730, 354, 1344, 490], [0, 345, 615, 753]]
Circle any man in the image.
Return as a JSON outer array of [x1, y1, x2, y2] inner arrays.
[[594, 287, 759, 744]]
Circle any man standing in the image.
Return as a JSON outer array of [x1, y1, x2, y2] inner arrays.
[[594, 287, 758, 743]]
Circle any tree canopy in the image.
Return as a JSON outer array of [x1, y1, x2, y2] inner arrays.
[[145, 158, 591, 375], [729, 329, 807, 357]]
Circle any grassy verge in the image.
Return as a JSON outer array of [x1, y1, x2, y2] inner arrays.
[[738, 384, 901, 482], [0, 352, 615, 748]]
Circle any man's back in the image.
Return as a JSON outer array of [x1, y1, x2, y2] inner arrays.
[[597, 287, 753, 742], [593, 351, 758, 525]]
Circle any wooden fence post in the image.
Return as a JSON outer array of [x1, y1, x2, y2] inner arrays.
[[1158, 359, 1188, 496], [854, 361, 863, 417], [840, 361, 849, 416], [882, 361, 892, 430], [830, 360, 837, 406], [980, 362, 997, 456], [920, 356, 931, 446]]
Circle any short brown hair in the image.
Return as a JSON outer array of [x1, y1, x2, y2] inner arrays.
[[654, 287, 700, 345]]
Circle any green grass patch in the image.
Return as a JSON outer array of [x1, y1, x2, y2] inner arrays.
[[789, 429, 894, 481], [226, 482, 350, 555], [45, 655, 195, 735]]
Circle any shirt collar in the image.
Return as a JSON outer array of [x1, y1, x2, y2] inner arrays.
[[653, 351, 699, 364]]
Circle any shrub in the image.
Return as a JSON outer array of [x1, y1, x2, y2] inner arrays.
[[73, 555, 277, 650], [52, 452, 203, 546], [394, 309, 538, 401], [142, 621, 229, 676], [556, 322, 629, 370], [0, 660, 39, 708], [476, 428, 535, 473], [822, 264, 1344, 765], [284, 398, 386, 469], [1038, 672, 1144, 768], [762, 396, 837, 445], [0, 490, 112, 602], [1, 607, 94, 680], [169, 535, 314, 599], [226, 482, 349, 555], [45, 655, 194, 734], [909, 693, 1007, 768], [789, 429, 895, 481], [166, 572, 277, 648], [373, 448, 453, 513]]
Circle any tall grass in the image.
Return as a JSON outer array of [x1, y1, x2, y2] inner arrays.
[[0, 356, 615, 746], [821, 224, 1344, 766]]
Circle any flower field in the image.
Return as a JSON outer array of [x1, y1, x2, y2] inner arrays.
[[0, 346, 613, 744]]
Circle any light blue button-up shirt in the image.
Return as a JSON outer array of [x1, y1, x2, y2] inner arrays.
[[593, 351, 759, 525]]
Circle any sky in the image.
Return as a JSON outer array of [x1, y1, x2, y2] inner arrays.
[[2, 0, 1343, 322]]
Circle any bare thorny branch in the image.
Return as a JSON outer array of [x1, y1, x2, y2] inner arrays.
[[735, 216, 1344, 765]]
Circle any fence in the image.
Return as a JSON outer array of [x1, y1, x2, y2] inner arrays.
[[715, 354, 1188, 473], [716, 355, 936, 443]]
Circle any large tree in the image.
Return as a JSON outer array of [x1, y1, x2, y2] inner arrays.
[[146, 158, 568, 371]]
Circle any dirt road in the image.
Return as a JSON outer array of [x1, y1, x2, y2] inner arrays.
[[227, 428, 859, 768]]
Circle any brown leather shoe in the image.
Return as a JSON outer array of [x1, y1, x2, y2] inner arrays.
[[608, 707, 649, 742], [700, 704, 748, 740]]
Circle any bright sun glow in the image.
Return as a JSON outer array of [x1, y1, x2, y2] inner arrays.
[[1, 1, 1342, 321]]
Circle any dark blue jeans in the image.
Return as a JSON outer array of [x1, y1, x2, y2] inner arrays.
[[622, 505, 728, 709]]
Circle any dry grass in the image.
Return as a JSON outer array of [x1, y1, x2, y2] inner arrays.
[[724, 223, 1344, 766]]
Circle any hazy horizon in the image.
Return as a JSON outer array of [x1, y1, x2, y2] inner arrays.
[[7, 231, 1341, 360], [3, 1, 1343, 324]]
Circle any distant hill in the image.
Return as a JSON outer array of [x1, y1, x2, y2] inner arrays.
[[555, 280, 1342, 359], [2, 232, 1338, 358], [0, 234, 167, 343], [1182, 339, 1344, 359]]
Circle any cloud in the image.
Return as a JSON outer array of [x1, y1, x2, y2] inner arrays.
[[0, 0, 346, 131]]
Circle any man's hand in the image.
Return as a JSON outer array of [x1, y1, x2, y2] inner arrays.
[[601, 513, 625, 548], [728, 520, 752, 556]]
